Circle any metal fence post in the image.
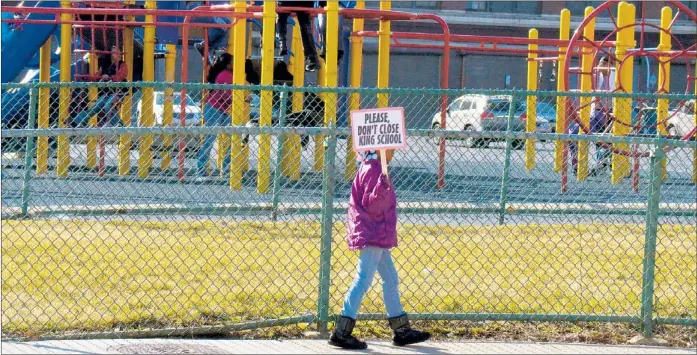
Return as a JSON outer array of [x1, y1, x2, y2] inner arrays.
[[317, 123, 338, 335], [498, 91, 517, 225], [20, 87, 39, 217], [640, 143, 663, 337], [271, 88, 288, 221]]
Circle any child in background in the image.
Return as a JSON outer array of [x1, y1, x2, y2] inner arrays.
[[329, 150, 430, 350]]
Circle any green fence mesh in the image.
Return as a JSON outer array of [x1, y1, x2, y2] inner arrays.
[[1, 82, 695, 340]]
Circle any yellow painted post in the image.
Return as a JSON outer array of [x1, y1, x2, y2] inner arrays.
[[138, 0, 156, 178], [57, 1, 71, 177], [247, 21, 253, 57], [119, 0, 135, 176], [553, 8, 570, 173], [656, 7, 672, 180], [612, 2, 635, 184], [345, 0, 365, 180], [257, 0, 276, 193], [577, 6, 595, 181], [86, 53, 98, 170], [281, 21, 303, 181], [313, 58, 327, 171], [525, 28, 538, 171], [377, 0, 392, 162], [37, 38, 51, 175], [324, 2, 339, 131], [161, 44, 177, 170], [219, 0, 237, 173], [229, 0, 248, 190]]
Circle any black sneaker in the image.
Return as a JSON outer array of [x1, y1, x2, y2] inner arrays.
[[305, 56, 320, 72], [328, 316, 368, 350], [389, 314, 430, 347], [194, 42, 205, 57]]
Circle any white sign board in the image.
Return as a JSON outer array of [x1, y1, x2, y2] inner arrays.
[[350, 107, 407, 152]]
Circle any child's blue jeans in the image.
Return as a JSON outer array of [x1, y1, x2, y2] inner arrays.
[[340, 247, 405, 319], [197, 104, 231, 177]]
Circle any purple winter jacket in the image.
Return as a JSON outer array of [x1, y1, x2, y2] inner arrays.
[[346, 159, 398, 250]]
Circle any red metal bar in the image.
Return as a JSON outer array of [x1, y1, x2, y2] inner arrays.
[[1, 5, 257, 18], [668, 9, 682, 31], [71, 24, 127, 29], [632, 144, 639, 193], [357, 30, 610, 49], [385, 42, 567, 56], [2, 18, 243, 29]]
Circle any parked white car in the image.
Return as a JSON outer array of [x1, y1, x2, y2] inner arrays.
[[136, 91, 202, 127], [431, 95, 553, 149], [136, 91, 202, 153], [667, 99, 695, 139]]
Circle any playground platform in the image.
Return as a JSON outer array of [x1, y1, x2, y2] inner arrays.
[[2, 338, 695, 354]]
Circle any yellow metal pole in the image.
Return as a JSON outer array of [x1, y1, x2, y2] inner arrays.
[[324, 1, 339, 143], [377, 0, 392, 162], [577, 6, 595, 181], [281, 21, 303, 181], [57, 1, 71, 177], [229, 0, 248, 190], [119, 0, 135, 176], [86, 53, 98, 170], [242, 15, 252, 172], [37, 38, 51, 175], [553, 8, 570, 173], [247, 20, 253, 57], [219, 0, 239, 172], [656, 7, 672, 180], [313, 58, 327, 171], [257, 0, 276, 193], [138, 0, 156, 178], [525, 28, 538, 171], [345, 0, 365, 180], [612, 2, 635, 184], [161, 44, 177, 170]]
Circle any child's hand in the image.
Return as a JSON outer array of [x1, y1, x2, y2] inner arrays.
[[378, 173, 391, 188]]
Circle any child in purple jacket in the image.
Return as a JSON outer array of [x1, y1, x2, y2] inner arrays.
[[329, 150, 430, 350]]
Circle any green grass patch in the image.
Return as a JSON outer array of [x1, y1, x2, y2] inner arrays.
[[2, 219, 695, 336]]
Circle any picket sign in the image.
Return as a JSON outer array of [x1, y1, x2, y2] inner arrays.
[[350, 107, 407, 176]]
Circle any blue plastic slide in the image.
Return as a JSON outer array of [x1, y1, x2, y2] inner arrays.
[[1, 1, 61, 83]]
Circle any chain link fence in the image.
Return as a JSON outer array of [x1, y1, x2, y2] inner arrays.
[[1, 82, 695, 340]]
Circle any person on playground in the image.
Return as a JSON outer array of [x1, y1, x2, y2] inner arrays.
[[589, 55, 615, 177], [72, 46, 128, 127], [197, 52, 252, 177], [276, 1, 322, 71], [187, 0, 232, 63], [329, 150, 430, 350]]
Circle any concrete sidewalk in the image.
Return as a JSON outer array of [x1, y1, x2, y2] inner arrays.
[[2, 339, 694, 354]]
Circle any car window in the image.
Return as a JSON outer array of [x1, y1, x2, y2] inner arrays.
[[155, 93, 195, 106], [684, 101, 695, 115], [449, 98, 463, 111], [461, 100, 472, 110], [486, 99, 511, 113]]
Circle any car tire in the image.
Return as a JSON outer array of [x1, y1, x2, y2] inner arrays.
[[432, 122, 444, 145], [463, 125, 483, 148], [666, 124, 676, 138]]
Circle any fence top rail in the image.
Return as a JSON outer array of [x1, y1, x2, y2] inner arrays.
[[2, 82, 696, 100], [2, 126, 695, 149]]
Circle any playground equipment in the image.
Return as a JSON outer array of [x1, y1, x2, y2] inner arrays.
[[2, 0, 695, 193], [557, 1, 697, 189]]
